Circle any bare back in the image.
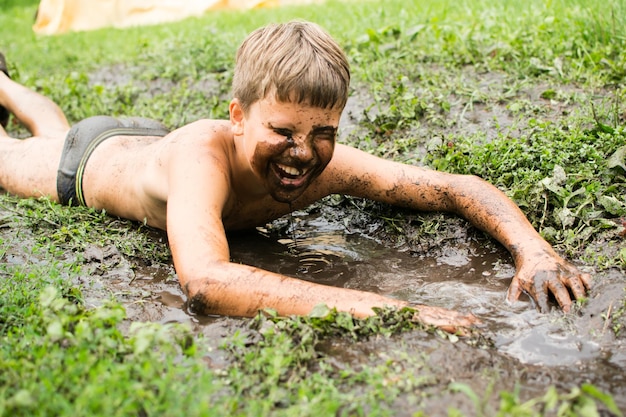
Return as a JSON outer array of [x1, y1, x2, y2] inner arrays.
[[81, 119, 323, 231]]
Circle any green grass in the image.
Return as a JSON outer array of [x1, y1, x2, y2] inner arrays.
[[426, 118, 626, 263], [1, 0, 625, 415]]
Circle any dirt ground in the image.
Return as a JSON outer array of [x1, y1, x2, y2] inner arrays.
[[3, 66, 625, 414], [54, 207, 626, 414], [2, 181, 624, 415]]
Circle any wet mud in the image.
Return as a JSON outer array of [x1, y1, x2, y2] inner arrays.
[[3, 66, 624, 414], [59, 208, 624, 414], [1, 194, 624, 413]]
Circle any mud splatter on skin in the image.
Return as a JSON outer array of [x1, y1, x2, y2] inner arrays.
[[184, 267, 295, 318], [250, 136, 308, 202], [187, 289, 213, 316], [234, 98, 339, 209], [184, 279, 228, 316], [186, 279, 257, 317]]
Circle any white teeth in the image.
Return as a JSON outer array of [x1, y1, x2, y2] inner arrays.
[[277, 164, 303, 176]]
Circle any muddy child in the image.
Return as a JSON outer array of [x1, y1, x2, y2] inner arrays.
[[0, 21, 591, 333]]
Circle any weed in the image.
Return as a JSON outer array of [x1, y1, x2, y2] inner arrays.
[[426, 116, 626, 265], [449, 382, 624, 417], [221, 306, 462, 415], [607, 288, 626, 337], [1, 0, 625, 415], [1, 196, 171, 263]]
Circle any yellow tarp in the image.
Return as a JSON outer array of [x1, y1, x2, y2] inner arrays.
[[33, 0, 322, 35]]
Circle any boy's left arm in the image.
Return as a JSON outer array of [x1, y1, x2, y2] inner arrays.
[[323, 145, 591, 312]]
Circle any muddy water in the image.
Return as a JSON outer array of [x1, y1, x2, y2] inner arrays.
[[95, 209, 625, 413], [232, 214, 607, 356]]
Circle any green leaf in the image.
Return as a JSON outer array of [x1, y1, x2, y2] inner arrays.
[[308, 303, 332, 318], [540, 165, 568, 196], [541, 386, 559, 410], [598, 195, 626, 216], [38, 286, 60, 308], [46, 320, 64, 341], [608, 146, 626, 172], [541, 89, 557, 99], [449, 382, 480, 407], [574, 397, 601, 417], [580, 384, 624, 417], [7, 390, 35, 409], [556, 206, 576, 228]]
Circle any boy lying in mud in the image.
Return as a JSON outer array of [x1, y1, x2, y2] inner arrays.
[[0, 21, 591, 333]]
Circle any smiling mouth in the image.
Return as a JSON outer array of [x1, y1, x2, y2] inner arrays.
[[273, 163, 310, 186]]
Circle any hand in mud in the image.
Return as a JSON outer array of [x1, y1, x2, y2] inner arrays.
[[411, 304, 480, 336], [506, 252, 592, 313]]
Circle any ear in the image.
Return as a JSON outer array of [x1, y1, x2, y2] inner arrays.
[[229, 98, 245, 136]]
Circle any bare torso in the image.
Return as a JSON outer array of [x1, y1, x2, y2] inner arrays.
[[80, 119, 327, 231], [56, 113, 590, 322]]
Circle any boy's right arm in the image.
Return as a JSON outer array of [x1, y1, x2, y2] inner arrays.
[[163, 137, 476, 333]]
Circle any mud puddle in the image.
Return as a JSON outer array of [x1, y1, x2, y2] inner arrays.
[[73, 209, 626, 413]]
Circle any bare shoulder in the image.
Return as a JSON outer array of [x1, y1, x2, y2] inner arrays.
[[166, 119, 232, 144], [156, 119, 235, 171], [142, 119, 234, 207], [154, 120, 236, 182]]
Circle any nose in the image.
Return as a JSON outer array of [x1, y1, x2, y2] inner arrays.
[[289, 135, 313, 161]]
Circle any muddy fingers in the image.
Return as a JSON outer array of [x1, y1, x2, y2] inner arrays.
[[410, 304, 480, 335]]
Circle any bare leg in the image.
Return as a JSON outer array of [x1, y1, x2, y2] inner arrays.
[[0, 70, 66, 200], [0, 71, 69, 137], [0, 135, 64, 200]]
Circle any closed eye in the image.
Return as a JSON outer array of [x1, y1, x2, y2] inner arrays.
[[313, 127, 337, 141], [273, 128, 293, 139]]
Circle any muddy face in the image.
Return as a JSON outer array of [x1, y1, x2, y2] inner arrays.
[[236, 96, 339, 203]]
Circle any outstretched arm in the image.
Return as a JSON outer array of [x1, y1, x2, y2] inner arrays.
[[177, 257, 477, 333], [167, 199, 476, 334], [323, 145, 591, 312], [163, 135, 476, 333]]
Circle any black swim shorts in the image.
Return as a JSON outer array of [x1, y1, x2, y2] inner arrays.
[[56, 116, 170, 206]]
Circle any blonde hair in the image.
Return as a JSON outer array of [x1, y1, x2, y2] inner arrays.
[[232, 21, 350, 113]]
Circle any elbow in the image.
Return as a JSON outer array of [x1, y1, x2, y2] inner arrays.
[[178, 263, 228, 316], [179, 267, 261, 318], [183, 276, 221, 316]]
